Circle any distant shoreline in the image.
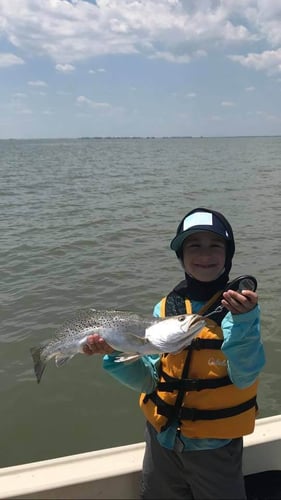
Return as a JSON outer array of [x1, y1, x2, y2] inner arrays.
[[1, 135, 280, 141]]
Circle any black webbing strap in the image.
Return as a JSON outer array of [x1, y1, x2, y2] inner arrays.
[[157, 375, 232, 392], [189, 337, 223, 350], [159, 347, 193, 431], [148, 393, 257, 422]]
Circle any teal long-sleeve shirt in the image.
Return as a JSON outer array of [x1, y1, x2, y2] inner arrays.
[[102, 300, 265, 451]]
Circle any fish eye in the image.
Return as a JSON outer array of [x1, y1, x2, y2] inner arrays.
[[178, 315, 186, 322]]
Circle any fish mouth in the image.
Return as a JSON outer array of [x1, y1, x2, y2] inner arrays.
[[179, 314, 205, 334], [191, 315, 205, 326]]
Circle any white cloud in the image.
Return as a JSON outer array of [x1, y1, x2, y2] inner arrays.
[[28, 80, 48, 87], [149, 51, 192, 64], [0, 52, 24, 67], [89, 68, 106, 74], [229, 48, 281, 75], [13, 92, 27, 98], [1, 0, 281, 139], [76, 95, 111, 109], [4, 96, 33, 115], [255, 110, 281, 123], [221, 101, 235, 107], [244, 0, 281, 46], [0, 0, 277, 68], [55, 63, 75, 73]]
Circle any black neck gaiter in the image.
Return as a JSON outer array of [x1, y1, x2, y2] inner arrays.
[[181, 270, 229, 301]]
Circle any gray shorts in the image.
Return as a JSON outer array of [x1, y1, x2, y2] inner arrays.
[[140, 422, 247, 500]]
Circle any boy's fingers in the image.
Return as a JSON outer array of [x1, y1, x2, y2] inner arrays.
[[83, 344, 93, 355]]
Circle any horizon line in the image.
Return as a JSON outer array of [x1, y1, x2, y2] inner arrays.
[[1, 134, 280, 141]]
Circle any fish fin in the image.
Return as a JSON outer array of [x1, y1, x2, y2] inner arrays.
[[30, 347, 46, 384], [55, 354, 75, 367], [114, 354, 141, 363]]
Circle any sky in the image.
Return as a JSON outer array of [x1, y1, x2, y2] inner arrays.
[[0, 0, 281, 139]]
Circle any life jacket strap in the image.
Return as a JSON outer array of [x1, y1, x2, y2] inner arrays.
[[157, 374, 232, 392], [178, 396, 257, 421], [145, 392, 257, 424], [189, 338, 223, 350]]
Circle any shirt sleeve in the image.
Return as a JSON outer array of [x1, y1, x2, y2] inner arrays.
[[153, 301, 161, 318], [102, 302, 161, 393], [221, 305, 266, 388], [102, 354, 160, 393]]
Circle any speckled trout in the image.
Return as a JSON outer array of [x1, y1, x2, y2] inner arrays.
[[30, 309, 205, 383]]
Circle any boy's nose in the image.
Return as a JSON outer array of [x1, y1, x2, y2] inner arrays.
[[198, 248, 212, 256]]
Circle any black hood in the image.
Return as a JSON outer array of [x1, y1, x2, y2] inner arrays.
[[171, 207, 235, 301]]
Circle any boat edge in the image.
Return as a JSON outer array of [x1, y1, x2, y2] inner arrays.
[[0, 415, 280, 499]]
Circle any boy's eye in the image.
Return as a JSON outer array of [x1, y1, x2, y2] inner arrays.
[[185, 242, 224, 249]]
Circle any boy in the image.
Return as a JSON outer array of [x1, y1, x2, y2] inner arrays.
[[84, 207, 265, 499]]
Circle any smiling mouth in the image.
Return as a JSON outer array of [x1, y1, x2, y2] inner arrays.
[[195, 264, 217, 269]]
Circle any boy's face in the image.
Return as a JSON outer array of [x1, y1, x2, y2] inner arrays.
[[182, 231, 226, 283]]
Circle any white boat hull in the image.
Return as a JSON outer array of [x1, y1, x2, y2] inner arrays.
[[0, 415, 280, 499]]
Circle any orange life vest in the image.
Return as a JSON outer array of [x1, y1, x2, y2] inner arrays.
[[139, 293, 258, 439]]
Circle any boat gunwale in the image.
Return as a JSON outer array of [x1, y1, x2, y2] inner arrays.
[[0, 415, 280, 499]]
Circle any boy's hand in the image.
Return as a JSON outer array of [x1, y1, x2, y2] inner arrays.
[[221, 290, 258, 315], [83, 334, 114, 355]]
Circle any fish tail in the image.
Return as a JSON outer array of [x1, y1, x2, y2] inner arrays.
[[30, 347, 46, 384]]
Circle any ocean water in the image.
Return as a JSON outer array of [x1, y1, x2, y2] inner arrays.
[[1, 136, 280, 468]]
